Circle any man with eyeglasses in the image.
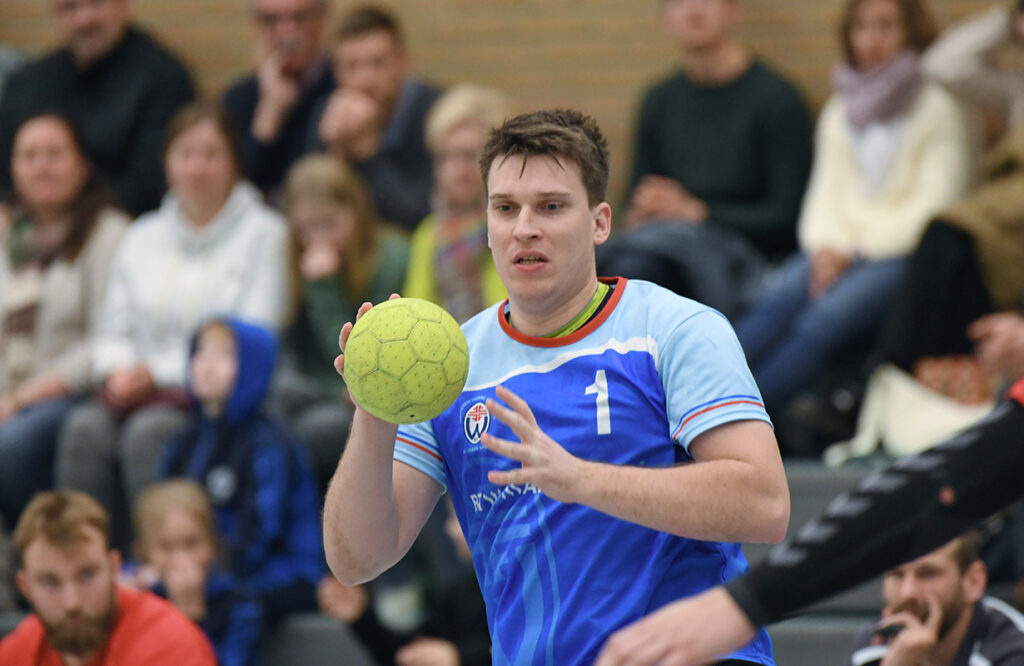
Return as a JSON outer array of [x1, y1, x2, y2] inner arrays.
[[0, 0, 195, 215], [223, 0, 334, 196]]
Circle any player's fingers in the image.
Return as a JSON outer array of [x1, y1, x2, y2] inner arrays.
[[487, 468, 529, 487], [388, 293, 401, 301], [480, 432, 526, 462], [485, 398, 534, 439], [355, 301, 374, 320], [334, 354, 345, 377], [338, 321, 354, 351], [923, 595, 943, 633], [494, 385, 539, 425]]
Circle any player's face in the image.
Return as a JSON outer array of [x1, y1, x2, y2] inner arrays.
[[11, 116, 90, 215], [434, 121, 488, 214], [253, 0, 325, 76], [849, 0, 907, 71], [332, 30, 408, 110], [486, 153, 611, 320], [661, 0, 740, 52], [16, 527, 119, 659], [881, 541, 979, 638], [190, 325, 239, 411], [51, 0, 130, 67], [165, 120, 239, 219], [143, 508, 216, 579]]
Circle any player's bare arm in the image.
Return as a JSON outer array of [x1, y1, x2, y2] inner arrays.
[[482, 385, 789, 544], [323, 299, 443, 585], [595, 587, 757, 666]]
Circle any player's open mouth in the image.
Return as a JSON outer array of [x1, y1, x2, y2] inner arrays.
[[516, 257, 545, 264]]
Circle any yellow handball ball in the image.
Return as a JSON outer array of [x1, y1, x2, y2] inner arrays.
[[344, 298, 470, 424]]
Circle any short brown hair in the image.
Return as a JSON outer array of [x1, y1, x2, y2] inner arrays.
[[164, 101, 243, 177], [839, 0, 938, 66], [334, 5, 404, 48], [949, 530, 984, 573], [134, 480, 218, 559], [15, 491, 110, 559], [478, 109, 610, 207]]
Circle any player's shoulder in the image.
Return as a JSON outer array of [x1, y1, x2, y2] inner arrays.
[[977, 596, 1024, 656], [112, 587, 215, 660], [0, 612, 46, 657], [614, 279, 731, 334]]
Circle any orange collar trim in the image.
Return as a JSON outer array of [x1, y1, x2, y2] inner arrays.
[[496, 277, 626, 348]]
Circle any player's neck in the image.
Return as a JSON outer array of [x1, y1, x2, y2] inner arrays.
[[509, 278, 604, 338], [680, 41, 751, 86]]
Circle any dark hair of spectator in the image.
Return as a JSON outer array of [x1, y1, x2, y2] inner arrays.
[[163, 101, 244, 178], [949, 530, 984, 573], [478, 108, 610, 207], [8, 113, 116, 263], [333, 5, 405, 48], [839, 0, 938, 66]]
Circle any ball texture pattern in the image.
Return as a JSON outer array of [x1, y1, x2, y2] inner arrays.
[[344, 298, 469, 423]]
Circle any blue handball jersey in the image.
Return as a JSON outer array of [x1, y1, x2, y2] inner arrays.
[[395, 278, 776, 665]]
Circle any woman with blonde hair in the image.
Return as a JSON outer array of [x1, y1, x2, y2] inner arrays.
[[279, 153, 408, 489], [404, 83, 510, 323]]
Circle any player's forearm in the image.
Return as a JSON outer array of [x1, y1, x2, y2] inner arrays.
[[323, 409, 403, 584], [569, 458, 788, 544]]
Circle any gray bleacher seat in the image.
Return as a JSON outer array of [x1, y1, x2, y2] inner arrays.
[[0, 611, 24, 639], [260, 613, 377, 666], [768, 615, 868, 665], [742, 460, 882, 614]]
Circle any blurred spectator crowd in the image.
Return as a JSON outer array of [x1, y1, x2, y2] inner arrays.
[[1, 0, 1024, 663]]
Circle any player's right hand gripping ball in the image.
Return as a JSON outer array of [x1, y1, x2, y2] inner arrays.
[[344, 298, 469, 424]]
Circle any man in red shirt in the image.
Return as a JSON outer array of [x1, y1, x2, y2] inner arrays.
[[0, 490, 216, 666]]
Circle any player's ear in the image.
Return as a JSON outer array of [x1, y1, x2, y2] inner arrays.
[[962, 559, 987, 604], [592, 202, 612, 246]]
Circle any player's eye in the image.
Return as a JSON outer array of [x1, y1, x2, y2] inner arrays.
[[543, 201, 563, 212]]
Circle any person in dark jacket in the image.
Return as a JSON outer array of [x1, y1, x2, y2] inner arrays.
[[160, 317, 324, 625], [0, 0, 195, 215]]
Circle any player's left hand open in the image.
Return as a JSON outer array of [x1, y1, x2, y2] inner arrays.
[[482, 385, 585, 503]]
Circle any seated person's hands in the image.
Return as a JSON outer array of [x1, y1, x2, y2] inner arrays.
[[318, 575, 369, 623], [809, 248, 854, 299], [104, 365, 156, 409], [319, 88, 384, 162], [162, 552, 209, 621], [395, 637, 461, 666], [626, 176, 708, 228], [968, 311, 1024, 382]]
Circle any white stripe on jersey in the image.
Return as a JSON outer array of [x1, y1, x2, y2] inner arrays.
[[463, 336, 658, 392]]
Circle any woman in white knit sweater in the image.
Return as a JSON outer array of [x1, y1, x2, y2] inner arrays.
[[735, 0, 972, 416], [57, 102, 291, 525]]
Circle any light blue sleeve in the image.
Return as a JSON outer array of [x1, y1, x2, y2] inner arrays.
[[659, 309, 772, 453], [394, 420, 448, 491]]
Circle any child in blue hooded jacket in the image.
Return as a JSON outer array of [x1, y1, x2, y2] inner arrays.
[[159, 317, 324, 625]]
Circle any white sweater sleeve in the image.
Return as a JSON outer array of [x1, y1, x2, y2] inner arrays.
[[236, 214, 291, 331]]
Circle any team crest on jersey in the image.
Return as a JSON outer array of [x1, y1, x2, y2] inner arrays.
[[462, 399, 490, 444]]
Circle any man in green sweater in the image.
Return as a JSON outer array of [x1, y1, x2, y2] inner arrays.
[[601, 0, 812, 318]]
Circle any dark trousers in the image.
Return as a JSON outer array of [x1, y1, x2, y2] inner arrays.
[[879, 220, 993, 371]]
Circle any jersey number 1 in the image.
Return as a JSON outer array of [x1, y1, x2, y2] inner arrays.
[[585, 370, 611, 435]]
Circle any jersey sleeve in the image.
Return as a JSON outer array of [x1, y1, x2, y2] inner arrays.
[[661, 309, 771, 452], [394, 420, 447, 490]]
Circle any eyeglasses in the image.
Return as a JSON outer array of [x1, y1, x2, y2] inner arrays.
[[254, 5, 321, 28], [53, 0, 113, 16]]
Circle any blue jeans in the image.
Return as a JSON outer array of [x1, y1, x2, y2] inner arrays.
[[0, 396, 79, 528], [736, 253, 907, 412]]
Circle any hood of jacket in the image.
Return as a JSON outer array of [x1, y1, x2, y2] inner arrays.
[[188, 316, 277, 426]]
